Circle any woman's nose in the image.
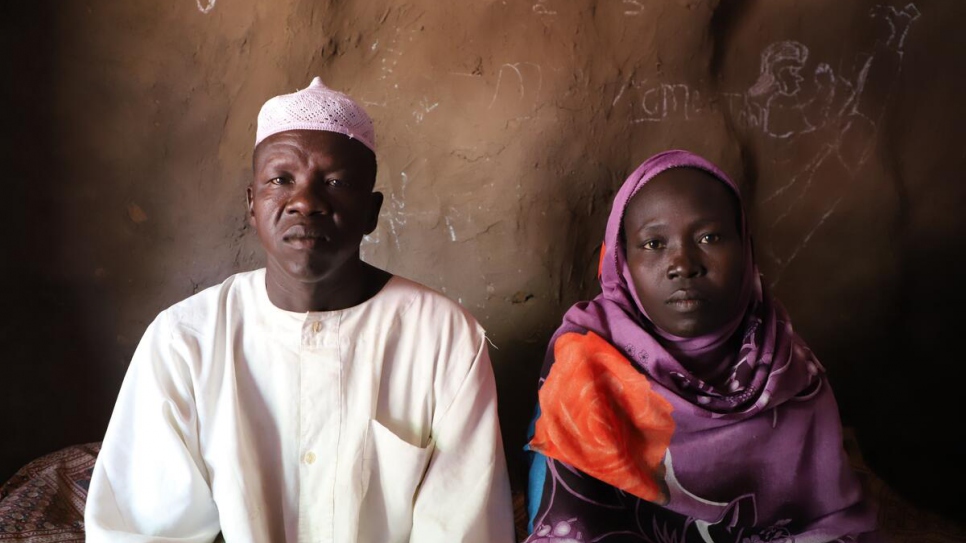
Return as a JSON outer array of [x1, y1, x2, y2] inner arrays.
[[667, 245, 705, 279]]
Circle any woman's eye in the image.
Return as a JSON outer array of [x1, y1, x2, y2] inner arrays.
[[699, 233, 721, 244], [642, 240, 664, 250]]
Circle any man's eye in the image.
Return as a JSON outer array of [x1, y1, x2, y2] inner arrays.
[[326, 178, 348, 187], [268, 177, 289, 185], [699, 233, 721, 244]]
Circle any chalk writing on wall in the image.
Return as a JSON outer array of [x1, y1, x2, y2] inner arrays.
[[412, 97, 440, 124], [362, 26, 419, 109], [611, 3, 920, 136], [196, 0, 216, 14], [531, 0, 647, 17], [489, 62, 544, 110], [612, 81, 709, 123], [533, 0, 558, 16], [623, 0, 646, 16], [609, 2, 921, 284], [385, 170, 411, 251]]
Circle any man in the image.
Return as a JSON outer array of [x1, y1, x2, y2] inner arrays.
[[85, 77, 516, 542]]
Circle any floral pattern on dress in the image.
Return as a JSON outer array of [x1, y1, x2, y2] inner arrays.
[[529, 331, 676, 504]]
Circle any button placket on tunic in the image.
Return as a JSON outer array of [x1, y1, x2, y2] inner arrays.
[[298, 313, 342, 543]]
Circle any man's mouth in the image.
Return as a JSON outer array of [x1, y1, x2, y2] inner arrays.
[[283, 226, 331, 247], [284, 235, 329, 248]]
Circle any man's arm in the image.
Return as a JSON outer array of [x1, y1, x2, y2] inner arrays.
[[409, 338, 516, 543], [85, 313, 220, 543]]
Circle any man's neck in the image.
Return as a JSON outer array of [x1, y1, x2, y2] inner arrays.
[[264, 260, 391, 313]]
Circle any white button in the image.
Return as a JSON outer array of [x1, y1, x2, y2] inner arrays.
[[304, 451, 316, 465], [312, 321, 322, 333]]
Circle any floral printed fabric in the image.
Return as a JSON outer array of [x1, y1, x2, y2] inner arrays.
[[529, 331, 674, 504]]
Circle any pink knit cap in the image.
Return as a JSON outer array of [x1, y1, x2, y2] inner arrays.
[[255, 77, 376, 154]]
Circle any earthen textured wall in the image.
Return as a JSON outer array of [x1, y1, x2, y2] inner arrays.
[[2, 0, 963, 515]]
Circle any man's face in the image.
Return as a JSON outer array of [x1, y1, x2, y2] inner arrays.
[[248, 130, 382, 287]]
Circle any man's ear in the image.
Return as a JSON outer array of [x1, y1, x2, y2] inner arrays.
[[246, 186, 256, 227], [365, 191, 384, 235]]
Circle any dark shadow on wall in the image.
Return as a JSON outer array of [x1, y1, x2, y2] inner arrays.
[[491, 120, 628, 491], [707, 0, 965, 522], [708, 0, 759, 83], [0, 3, 122, 482], [492, 340, 545, 490], [853, 207, 966, 519]]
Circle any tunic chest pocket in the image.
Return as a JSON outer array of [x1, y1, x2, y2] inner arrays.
[[358, 418, 434, 542]]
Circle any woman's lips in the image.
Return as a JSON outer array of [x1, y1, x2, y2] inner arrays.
[[666, 290, 707, 312], [667, 299, 705, 312]]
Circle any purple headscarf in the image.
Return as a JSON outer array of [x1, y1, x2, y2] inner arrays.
[[526, 150, 878, 543], [569, 149, 806, 415]]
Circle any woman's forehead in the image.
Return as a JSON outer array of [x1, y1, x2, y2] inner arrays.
[[620, 168, 742, 235], [633, 168, 736, 209]]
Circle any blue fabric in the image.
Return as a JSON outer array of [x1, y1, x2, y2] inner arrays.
[[523, 405, 545, 533]]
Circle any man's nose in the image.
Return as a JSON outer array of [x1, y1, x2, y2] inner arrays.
[[286, 180, 331, 215], [666, 244, 705, 279]]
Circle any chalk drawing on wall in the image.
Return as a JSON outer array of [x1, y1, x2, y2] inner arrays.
[[362, 26, 420, 108], [531, 0, 646, 17], [609, 2, 920, 285], [743, 40, 815, 139], [366, 159, 453, 257], [444, 213, 458, 242], [196, 0, 216, 14], [533, 0, 558, 16], [412, 97, 440, 124], [872, 3, 920, 49], [623, 0, 646, 16], [383, 170, 410, 251], [488, 62, 544, 110], [751, 2, 921, 283], [373, 168, 416, 253]]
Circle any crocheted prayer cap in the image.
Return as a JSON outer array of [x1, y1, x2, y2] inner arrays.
[[255, 77, 376, 154]]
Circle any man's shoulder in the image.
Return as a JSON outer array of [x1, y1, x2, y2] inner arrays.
[[373, 277, 489, 366], [369, 276, 487, 347], [382, 276, 479, 324], [157, 269, 264, 333]]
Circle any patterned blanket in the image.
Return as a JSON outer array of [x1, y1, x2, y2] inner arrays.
[[0, 443, 98, 542]]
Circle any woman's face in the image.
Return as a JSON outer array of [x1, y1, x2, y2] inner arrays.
[[622, 168, 745, 338]]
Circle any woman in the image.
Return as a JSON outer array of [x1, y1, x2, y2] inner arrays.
[[525, 150, 877, 543]]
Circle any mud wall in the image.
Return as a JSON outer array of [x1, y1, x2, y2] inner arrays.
[[2, 0, 963, 514]]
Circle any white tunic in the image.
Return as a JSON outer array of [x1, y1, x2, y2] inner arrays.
[[85, 269, 515, 543]]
